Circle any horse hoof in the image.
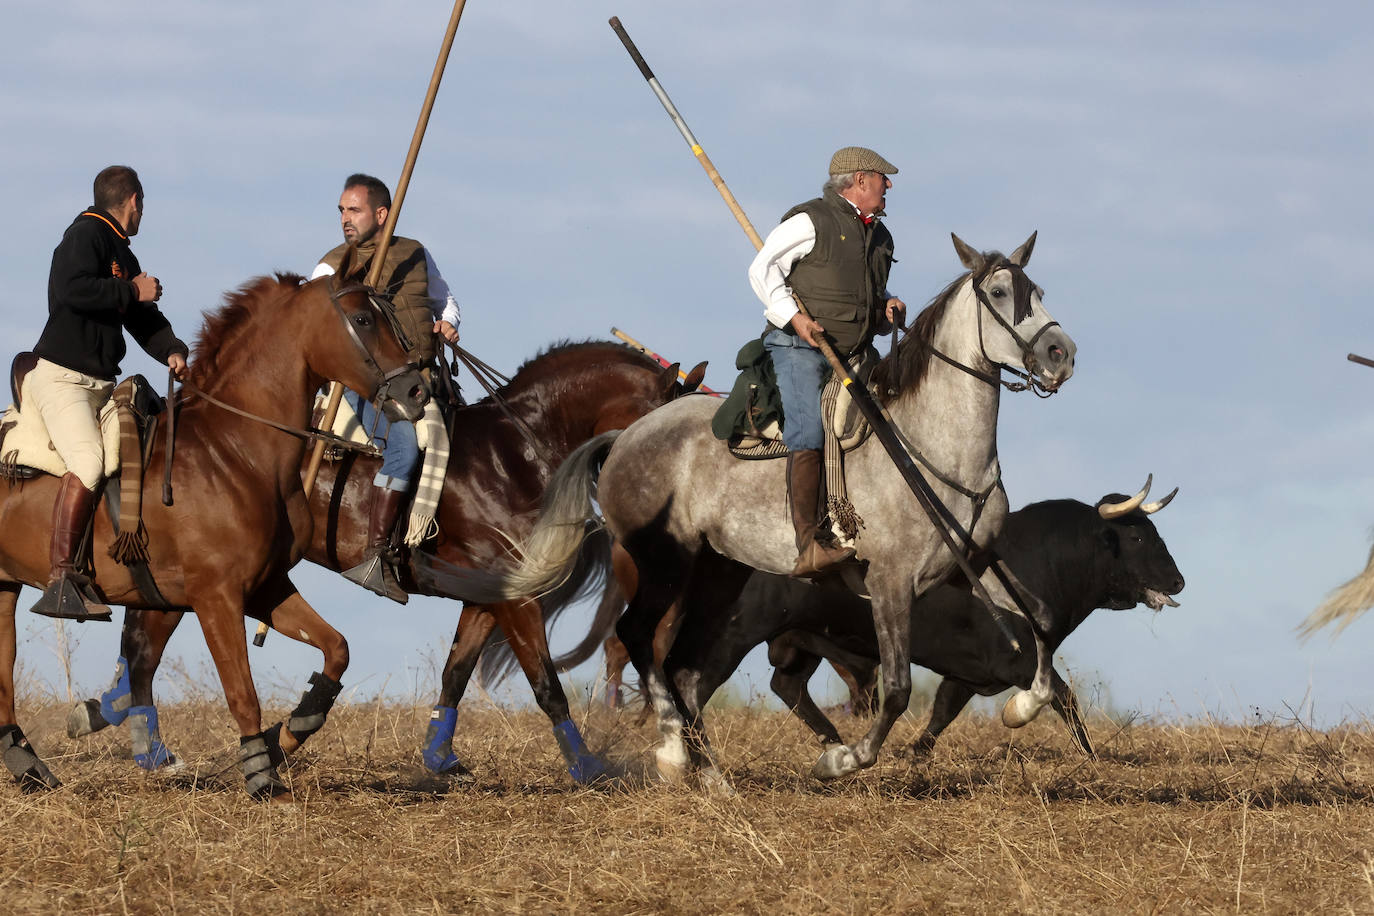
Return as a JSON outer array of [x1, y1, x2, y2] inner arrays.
[[654, 744, 691, 784], [1001, 689, 1047, 728], [569, 755, 612, 786], [699, 766, 736, 798], [812, 744, 860, 781], [66, 699, 110, 738]]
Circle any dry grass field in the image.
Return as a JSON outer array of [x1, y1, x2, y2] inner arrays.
[[4, 685, 1374, 915]]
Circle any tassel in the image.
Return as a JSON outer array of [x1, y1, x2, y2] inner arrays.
[[108, 520, 150, 565]]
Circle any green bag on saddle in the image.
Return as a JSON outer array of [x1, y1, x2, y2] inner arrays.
[[710, 337, 784, 441]]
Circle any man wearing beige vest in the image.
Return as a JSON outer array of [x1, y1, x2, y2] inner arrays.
[[27, 165, 189, 620], [310, 173, 461, 603], [748, 147, 907, 579]]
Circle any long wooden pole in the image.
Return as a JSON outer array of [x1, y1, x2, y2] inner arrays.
[[258, 0, 470, 648], [607, 15, 1024, 652]]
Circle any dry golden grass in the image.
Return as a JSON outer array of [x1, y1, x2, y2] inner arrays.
[[5, 693, 1374, 914]]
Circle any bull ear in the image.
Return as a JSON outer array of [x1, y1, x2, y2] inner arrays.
[[658, 361, 682, 398], [337, 242, 367, 282], [1008, 231, 1037, 267], [681, 361, 708, 393], [951, 233, 984, 272]]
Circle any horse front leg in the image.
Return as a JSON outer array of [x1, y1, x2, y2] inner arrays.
[[252, 583, 349, 758], [495, 597, 609, 785], [68, 609, 186, 771], [422, 604, 496, 778], [616, 577, 688, 783], [814, 574, 911, 780], [1001, 632, 1055, 728], [0, 581, 58, 789]]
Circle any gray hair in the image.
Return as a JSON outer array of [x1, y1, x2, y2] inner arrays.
[[823, 171, 859, 195]]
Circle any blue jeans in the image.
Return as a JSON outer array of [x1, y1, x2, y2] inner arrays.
[[764, 327, 829, 451], [344, 389, 419, 491]]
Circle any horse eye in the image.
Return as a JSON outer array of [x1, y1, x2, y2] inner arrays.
[[991, 288, 1006, 298], [352, 313, 373, 328]]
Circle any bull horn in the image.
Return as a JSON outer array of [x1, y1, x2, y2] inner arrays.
[[1141, 486, 1178, 515], [1098, 474, 1153, 520]]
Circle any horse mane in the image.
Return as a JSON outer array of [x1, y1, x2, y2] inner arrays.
[[870, 250, 1006, 402], [484, 339, 661, 400], [188, 273, 306, 383]]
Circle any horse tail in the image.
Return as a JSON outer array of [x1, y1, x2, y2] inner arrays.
[[422, 430, 621, 606], [1299, 540, 1374, 640], [551, 573, 627, 672]]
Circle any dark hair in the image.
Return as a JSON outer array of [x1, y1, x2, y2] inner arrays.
[[93, 165, 142, 211], [344, 173, 391, 211]]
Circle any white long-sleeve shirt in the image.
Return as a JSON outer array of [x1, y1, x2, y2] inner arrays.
[[748, 202, 895, 329], [310, 247, 461, 330]]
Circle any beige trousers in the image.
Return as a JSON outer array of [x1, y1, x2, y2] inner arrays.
[[26, 358, 114, 490]]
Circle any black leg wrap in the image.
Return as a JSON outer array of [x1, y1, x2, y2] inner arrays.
[[0, 724, 61, 791], [238, 729, 288, 799], [286, 672, 343, 744]]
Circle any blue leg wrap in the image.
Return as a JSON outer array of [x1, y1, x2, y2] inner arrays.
[[100, 656, 133, 727], [422, 705, 461, 773], [128, 705, 178, 771], [553, 718, 609, 785]]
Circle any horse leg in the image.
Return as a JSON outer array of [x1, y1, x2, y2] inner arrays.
[[423, 605, 496, 777], [1048, 668, 1094, 757], [616, 576, 688, 782], [194, 592, 287, 800], [253, 585, 349, 758], [0, 581, 58, 790], [1001, 631, 1055, 728], [767, 638, 843, 746], [833, 658, 880, 718], [68, 609, 187, 771], [815, 576, 912, 779], [602, 635, 629, 710], [494, 597, 609, 785], [911, 678, 976, 759]]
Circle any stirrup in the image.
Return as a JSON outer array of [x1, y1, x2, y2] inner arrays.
[[342, 552, 409, 605], [789, 541, 857, 581], [28, 573, 113, 622]]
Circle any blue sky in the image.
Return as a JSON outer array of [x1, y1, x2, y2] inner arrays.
[[3, 1, 1373, 729]]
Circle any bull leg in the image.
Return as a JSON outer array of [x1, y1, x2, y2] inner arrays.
[[767, 638, 843, 746], [423, 605, 497, 777], [0, 581, 57, 790], [911, 678, 977, 759], [494, 597, 608, 785], [1049, 668, 1094, 757], [815, 574, 911, 780], [252, 584, 349, 758]]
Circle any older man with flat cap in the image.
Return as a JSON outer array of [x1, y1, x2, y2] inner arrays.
[[748, 146, 906, 578]]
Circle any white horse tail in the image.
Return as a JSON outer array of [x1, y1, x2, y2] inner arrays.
[[422, 431, 621, 605], [1299, 541, 1374, 640]]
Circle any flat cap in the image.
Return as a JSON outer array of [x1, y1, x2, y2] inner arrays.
[[829, 146, 898, 175]]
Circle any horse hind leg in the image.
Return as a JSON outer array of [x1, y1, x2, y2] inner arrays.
[[0, 581, 59, 790]]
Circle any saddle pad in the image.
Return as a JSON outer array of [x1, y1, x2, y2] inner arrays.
[[727, 347, 880, 459], [0, 376, 122, 479]]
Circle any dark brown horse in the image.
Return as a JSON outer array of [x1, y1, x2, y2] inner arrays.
[[0, 255, 427, 796], [73, 342, 705, 783]]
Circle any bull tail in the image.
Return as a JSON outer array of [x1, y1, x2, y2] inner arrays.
[[1298, 541, 1374, 640], [422, 431, 620, 605]]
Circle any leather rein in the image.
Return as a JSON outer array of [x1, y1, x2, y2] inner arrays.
[[161, 276, 413, 504]]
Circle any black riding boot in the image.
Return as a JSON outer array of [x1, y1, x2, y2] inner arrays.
[[787, 449, 856, 579], [29, 472, 112, 621], [341, 486, 409, 604]]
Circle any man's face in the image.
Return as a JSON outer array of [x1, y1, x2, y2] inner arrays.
[[850, 171, 891, 217], [338, 186, 385, 244], [124, 191, 144, 236]]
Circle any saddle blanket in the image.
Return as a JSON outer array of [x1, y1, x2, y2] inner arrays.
[[316, 393, 450, 547]]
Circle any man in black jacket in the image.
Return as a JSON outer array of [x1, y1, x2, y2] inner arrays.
[[26, 165, 188, 620]]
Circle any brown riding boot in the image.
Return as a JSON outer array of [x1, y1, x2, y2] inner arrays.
[[29, 472, 112, 621], [342, 486, 410, 605], [787, 449, 856, 579]]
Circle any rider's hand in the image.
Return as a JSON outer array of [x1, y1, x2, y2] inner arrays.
[[885, 297, 907, 324], [434, 319, 460, 345], [167, 353, 188, 380], [788, 312, 825, 348], [133, 272, 162, 302]]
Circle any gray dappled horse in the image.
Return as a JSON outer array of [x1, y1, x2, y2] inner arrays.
[[449, 233, 1077, 785]]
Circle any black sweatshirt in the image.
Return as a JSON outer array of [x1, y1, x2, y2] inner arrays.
[[34, 208, 188, 380]]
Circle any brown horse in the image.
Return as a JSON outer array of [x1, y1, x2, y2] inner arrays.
[[73, 342, 705, 783], [0, 256, 427, 797]]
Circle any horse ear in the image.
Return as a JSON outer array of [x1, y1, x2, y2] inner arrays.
[[658, 361, 682, 397], [681, 361, 708, 393], [337, 242, 367, 282], [1008, 231, 1037, 267], [951, 233, 984, 272]]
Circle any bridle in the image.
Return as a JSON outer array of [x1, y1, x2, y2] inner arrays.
[[921, 261, 1061, 398], [324, 275, 423, 407]]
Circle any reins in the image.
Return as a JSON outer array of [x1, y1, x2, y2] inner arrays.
[[448, 343, 545, 455]]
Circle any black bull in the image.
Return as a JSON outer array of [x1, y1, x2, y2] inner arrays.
[[660, 496, 1185, 757]]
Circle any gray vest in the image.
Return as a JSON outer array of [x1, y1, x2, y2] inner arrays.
[[781, 190, 894, 357]]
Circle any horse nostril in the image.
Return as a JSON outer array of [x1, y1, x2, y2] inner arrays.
[[1048, 345, 1064, 363]]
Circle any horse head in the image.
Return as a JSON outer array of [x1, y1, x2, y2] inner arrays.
[[952, 231, 1076, 392]]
